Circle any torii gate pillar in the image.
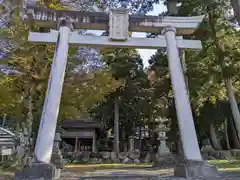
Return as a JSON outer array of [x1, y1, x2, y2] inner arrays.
[[162, 26, 218, 178], [14, 20, 70, 180]]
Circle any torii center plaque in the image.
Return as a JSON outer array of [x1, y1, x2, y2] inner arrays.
[[23, 5, 205, 166]]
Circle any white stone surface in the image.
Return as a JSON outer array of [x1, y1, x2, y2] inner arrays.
[[109, 8, 129, 40], [157, 140, 170, 156], [28, 32, 202, 50], [162, 26, 202, 161], [34, 26, 70, 163]]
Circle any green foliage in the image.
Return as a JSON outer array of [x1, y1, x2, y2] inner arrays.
[[0, 16, 122, 135], [42, 0, 161, 13], [0, 76, 20, 114], [60, 69, 122, 120], [91, 47, 153, 137]]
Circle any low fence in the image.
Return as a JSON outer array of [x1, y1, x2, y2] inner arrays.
[[0, 127, 16, 163]]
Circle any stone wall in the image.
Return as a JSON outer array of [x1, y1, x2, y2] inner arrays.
[[201, 146, 240, 160], [63, 149, 175, 166], [63, 147, 240, 165]]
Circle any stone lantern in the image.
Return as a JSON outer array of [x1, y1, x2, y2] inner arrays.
[[155, 117, 171, 157]]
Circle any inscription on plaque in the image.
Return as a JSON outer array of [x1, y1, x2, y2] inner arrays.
[[33, 11, 91, 23], [109, 9, 129, 40]]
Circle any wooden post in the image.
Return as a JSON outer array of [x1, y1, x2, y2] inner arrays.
[[74, 137, 78, 152], [92, 130, 96, 152]]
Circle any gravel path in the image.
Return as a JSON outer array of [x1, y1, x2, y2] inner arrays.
[[1, 167, 240, 179], [59, 168, 240, 180]]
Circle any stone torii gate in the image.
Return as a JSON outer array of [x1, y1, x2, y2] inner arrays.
[[15, 3, 218, 180]]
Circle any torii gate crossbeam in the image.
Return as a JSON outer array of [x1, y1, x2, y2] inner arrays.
[[28, 32, 202, 50]]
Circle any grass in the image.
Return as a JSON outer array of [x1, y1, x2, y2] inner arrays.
[[65, 163, 153, 169], [0, 166, 20, 179], [65, 160, 240, 172], [209, 160, 240, 171], [0, 160, 240, 178]]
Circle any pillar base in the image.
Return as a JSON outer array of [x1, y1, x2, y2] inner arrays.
[[174, 160, 219, 178], [14, 163, 61, 180]]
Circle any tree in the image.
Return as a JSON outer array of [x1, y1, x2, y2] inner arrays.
[[146, 0, 240, 152], [0, 13, 122, 155], [43, 0, 161, 13], [91, 47, 153, 152], [0, 75, 20, 115], [60, 69, 122, 120], [177, 0, 240, 149]]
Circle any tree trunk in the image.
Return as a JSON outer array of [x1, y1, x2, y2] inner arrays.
[[208, 11, 240, 142], [114, 96, 120, 153], [1, 114, 6, 127], [27, 85, 34, 152], [209, 123, 221, 150], [19, 85, 35, 165], [231, 0, 240, 24], [228, 117, 240, 149], [16, 122, 20, 134], [225, 78, 240, 140], [224, 119, 231, 150], [166, 0, 178, 15]]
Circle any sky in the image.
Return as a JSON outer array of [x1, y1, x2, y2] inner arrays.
[[89, 3, 167, 67]]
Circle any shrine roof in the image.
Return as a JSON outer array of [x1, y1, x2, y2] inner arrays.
[[61, 119, 103, 129]]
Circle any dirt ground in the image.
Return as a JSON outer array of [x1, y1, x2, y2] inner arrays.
[[2, 164, 240, 179], [60, 167, 240, 180]]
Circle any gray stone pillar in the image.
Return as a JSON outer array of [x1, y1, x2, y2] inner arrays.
[[162, 26, 202, 161], [34, 22, 71, 164], [162, 26, 219, 178]]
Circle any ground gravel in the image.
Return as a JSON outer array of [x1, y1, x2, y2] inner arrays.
[[59, 168, 240, 180]]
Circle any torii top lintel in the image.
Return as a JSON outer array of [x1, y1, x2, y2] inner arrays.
[[23, 7, 204, 35]]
